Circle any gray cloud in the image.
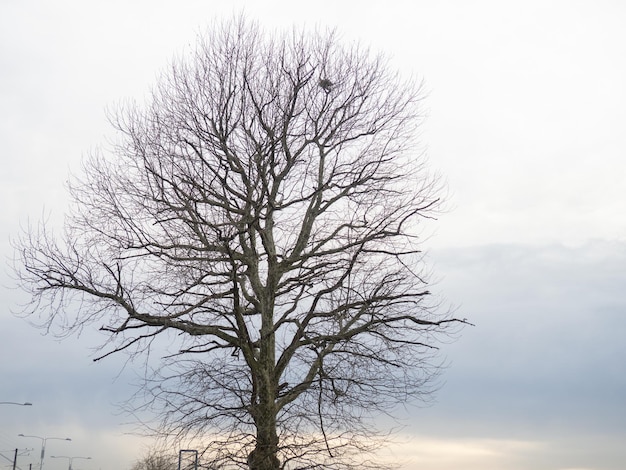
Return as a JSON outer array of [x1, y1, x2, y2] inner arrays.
[[406, 242, 626, 450]]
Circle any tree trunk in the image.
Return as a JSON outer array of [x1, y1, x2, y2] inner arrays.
[[249, 373, 280, 470], [248, 413, 280, 470], [249, 288, 280, 470]]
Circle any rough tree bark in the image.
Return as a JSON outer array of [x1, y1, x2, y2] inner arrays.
[[15, 17, 466, 470]]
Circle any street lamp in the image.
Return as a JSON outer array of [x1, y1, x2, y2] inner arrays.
[[0, 402, 32, 406], [51, 456, 91, 470], [18, 434, 71, 470]]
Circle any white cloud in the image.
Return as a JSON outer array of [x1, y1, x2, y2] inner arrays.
[[377, 435, 543, 470]]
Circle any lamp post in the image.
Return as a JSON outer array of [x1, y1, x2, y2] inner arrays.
[[0, 402, 32, 406], [17, 435, 71, 470], [51, 456, 91, 470]]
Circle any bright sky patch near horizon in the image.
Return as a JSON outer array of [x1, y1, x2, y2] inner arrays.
[[1, 1, 625, 469]]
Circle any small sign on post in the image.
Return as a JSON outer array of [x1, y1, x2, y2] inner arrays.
[[177, 449, 198, 470]]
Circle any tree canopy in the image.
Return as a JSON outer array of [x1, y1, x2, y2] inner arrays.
[[15, 17, 465, 470]]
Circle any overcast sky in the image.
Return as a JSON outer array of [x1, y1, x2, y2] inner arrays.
[[2, 1, 626, 470]]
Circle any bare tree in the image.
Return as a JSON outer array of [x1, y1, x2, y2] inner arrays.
[[15, 18, 466, 470]]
